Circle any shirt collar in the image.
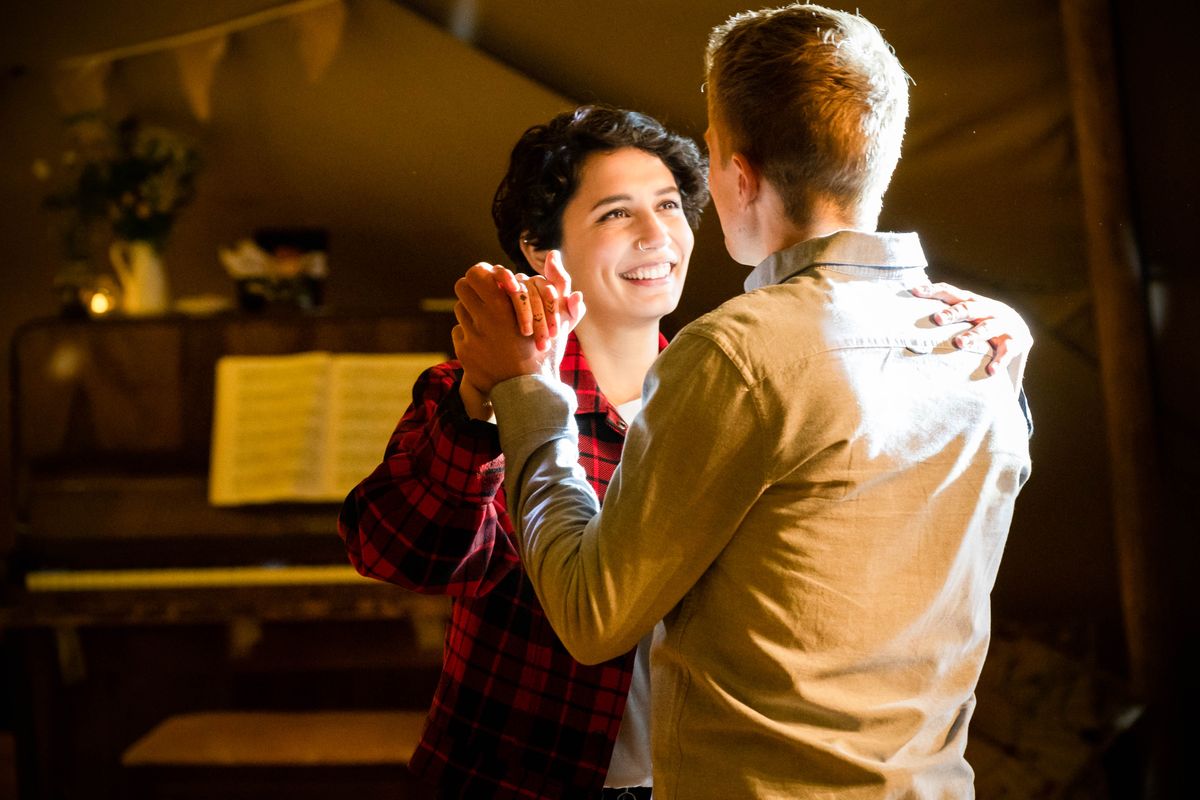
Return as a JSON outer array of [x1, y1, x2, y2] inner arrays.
[[560, 330, 669, 418], [744, 230, 928, 292]]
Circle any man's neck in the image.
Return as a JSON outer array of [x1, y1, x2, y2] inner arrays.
[[767, 199, 873, 258]]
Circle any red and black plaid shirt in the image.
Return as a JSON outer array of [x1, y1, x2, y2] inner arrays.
[[339, 333, 666, 798]]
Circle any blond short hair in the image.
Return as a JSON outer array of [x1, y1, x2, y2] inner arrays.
[[706, 4, 910, 224]]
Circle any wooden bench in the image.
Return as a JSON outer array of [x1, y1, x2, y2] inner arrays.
[[121, 710, 428, 799]]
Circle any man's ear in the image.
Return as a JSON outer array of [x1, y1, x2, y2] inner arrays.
[[519, 235, 549, 276], [732, 152, 761, 208]]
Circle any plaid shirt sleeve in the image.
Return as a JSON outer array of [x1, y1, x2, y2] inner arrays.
[[338, 359, 522, 597]]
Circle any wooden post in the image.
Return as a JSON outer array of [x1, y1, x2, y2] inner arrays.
[[1058, 0, 1164, 697]]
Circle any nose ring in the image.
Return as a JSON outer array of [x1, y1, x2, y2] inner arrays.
[[636, 239, 648, 252]]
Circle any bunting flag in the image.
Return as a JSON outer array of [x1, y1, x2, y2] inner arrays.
[[53, 0, 346, 121], [290, 0, 347, 83], [174, 36, 229, 122]]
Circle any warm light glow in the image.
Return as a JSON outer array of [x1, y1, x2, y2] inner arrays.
[[89, 291, 114, 315]]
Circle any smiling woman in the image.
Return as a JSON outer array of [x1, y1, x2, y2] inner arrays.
[[338, 105, 707, 799], [486, 106, 708, 408], [529, 147, 693, 378]]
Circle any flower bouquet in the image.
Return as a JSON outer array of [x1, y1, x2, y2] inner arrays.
[[36, 115, 200, 314]]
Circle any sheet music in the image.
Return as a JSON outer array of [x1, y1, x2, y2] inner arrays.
[[209, 351, 444, 505], [326, 354, 447, 493]]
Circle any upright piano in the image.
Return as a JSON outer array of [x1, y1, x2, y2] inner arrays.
[[2, 311, 455, 799]]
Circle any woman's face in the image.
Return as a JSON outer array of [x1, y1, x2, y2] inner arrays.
[[552, 147, 693, 331]]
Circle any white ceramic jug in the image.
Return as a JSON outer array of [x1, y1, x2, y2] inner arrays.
[[109, 240, 170, 315]]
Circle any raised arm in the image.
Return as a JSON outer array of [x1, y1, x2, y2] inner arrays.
[[341, 256, 579, 595], [452, 260, 753, 663], [337, 360, 523, 597], [490, 333, 760, 664]]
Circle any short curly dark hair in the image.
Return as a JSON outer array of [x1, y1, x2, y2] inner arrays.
[[492, 105, 709, 270]]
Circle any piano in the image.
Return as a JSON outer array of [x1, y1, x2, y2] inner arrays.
[[2, 311, 455, 799]]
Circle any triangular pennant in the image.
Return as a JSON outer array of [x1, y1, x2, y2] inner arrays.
[[290, 0, 347, 83], [52, 61, 112, 117], [174, 35, 229, 121]]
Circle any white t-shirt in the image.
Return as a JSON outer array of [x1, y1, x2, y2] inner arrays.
[[605, 395, 654, 790]]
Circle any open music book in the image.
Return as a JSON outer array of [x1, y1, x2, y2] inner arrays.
[[209, 351, 445, 505]]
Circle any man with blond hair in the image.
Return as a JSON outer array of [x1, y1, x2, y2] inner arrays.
[[453, 4, 1032, 798]]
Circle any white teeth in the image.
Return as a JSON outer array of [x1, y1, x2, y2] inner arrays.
[[620, 263, 672, 281]]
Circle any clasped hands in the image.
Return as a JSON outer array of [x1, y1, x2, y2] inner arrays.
[[452, 250, 586, 420]]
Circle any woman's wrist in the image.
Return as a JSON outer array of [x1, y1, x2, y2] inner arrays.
[[459, 377, 495, 422]]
